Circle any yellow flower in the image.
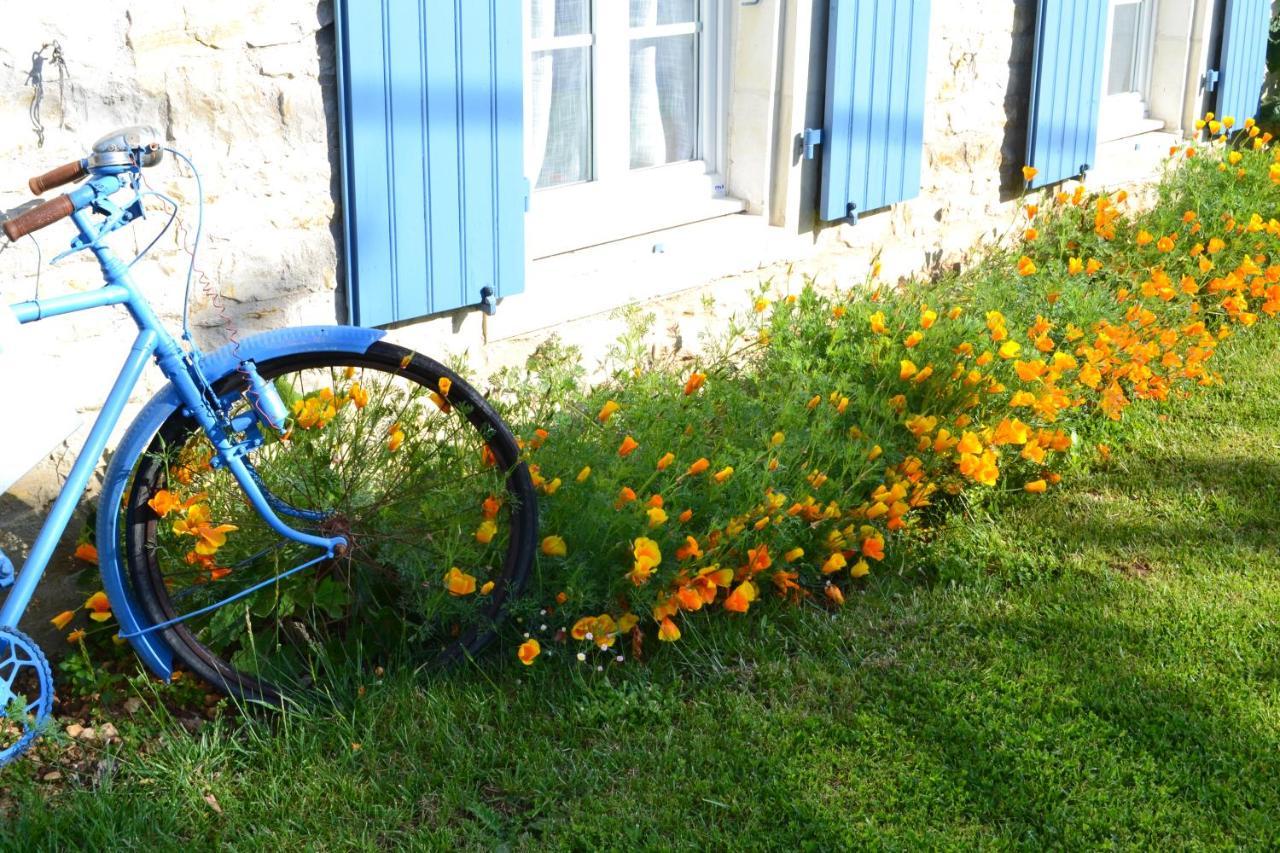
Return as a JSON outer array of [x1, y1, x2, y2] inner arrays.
[[172, 504, 238, 556], [904, 330, 923, 348], [656, 452, 675, 471], [770, 431, 785, 447], [84, 591, 112, 623], [869, 311, 887, 334], [387, 423, 405, 452], [806, 394, 822, 410], [480, 581, 495, 595], [475, 520, 497, 544], [1086, 258, 1103, 274], [723, 581, 757, 613], [628, 537, 662, 586], [518, 639, 540, 665], [784, 547, 805, 562], [1067, 257, 1084, 275], [713, 466, 734, 483], [899, 359, 918, 380], [687, 458, 710, 476], [67, 629, 86, 644], [647, 507, 669, 527], [867, 444, 883, 461], [850, 560, 870, 578], [147, 489, 193, 517], [597, 400, 620, 423], [825, 585, 845, 606], [1016, 255, 1037, 276], [576, 465, 592, 482], [541, 535, 567, 557], [683, 371, 707, 395], [821, 552, 847, 574], [998, 341, 1022, 359], [1024, 479, 1048, 494], [658, 617, 682, 642], [618, 435, 639, 457], [442, 567, 477, 596], [1021, 165, 1038, 182], [74, 543, 99, 565], [51, 610, 75, 631], [350, 383, 369, 409]]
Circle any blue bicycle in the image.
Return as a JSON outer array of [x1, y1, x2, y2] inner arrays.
[[0, 127, 537, 765]]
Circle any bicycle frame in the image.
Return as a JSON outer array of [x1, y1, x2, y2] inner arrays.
[[0, 175, 348, 633]]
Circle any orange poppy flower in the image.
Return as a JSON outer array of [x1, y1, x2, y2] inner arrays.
[[518, 639, 540, 665], [597, 400, 621, 422]]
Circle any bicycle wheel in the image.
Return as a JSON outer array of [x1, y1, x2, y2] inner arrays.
[[124, 342, 537, 703]]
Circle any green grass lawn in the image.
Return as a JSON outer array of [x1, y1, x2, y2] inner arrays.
[[6, 319, 1280, 849]]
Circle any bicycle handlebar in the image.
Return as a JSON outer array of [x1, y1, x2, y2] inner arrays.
[[28, 159, 88, 195], [3, 194, 74, 242]]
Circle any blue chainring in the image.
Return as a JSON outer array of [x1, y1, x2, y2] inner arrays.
[[0, 627, 54, 767]]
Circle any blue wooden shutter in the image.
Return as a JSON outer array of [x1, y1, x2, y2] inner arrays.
[[1025, 0, 1108, 189], [334, 0, 524, 327], [1213, 0, 1272, 124], [818, 0, 931, 222]]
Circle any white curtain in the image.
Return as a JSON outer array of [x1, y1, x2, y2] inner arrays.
[[528, 0, 555, 186], [529, 0, 589, 188], [629, 0, 696, 169]]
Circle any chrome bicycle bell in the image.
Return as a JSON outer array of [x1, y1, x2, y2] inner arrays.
[[88, 125, 164, 170]]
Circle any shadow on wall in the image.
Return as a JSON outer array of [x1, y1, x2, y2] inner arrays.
[[315, 2, 348, 326], [998, 0, 1038, 201]]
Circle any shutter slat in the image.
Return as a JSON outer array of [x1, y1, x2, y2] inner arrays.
[[1216, 0, 1272, 124], [819, 0, 931, 222], [335, 0, 525, 328], [1025, 0, 1108, 189]]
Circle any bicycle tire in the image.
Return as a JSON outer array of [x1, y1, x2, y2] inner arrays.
[[123, 342, 537, 703]]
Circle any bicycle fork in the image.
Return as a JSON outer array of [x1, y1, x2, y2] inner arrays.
[[117, 347, 349, 640]]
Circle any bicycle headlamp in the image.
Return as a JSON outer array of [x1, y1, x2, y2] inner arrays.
[[88, 125, 164, 171]]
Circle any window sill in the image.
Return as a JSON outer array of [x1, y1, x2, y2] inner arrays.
[[487, 211, 812, 341], [528, 162, 746, 258], [1086, 129, 1181, 189]]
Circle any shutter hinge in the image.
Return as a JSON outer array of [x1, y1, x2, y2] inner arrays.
[[846, 203, 858, 225], [803, 128, 823, 160], [480, 286, 497, 316], [1203, 68, 1220, 93]]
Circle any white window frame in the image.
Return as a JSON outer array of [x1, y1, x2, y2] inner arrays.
[[1098, 0, 1162, 142], [524, 0, 738, 259]]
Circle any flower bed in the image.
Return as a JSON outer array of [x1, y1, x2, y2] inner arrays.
[[54, 113, 1280, 683], [492, 114, 1280, 666]]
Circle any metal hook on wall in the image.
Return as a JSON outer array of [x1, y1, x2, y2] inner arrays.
[[25, 41, 71, 149]]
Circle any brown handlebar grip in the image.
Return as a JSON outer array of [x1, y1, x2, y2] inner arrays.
[[2, 195, 74, 242], [28, 159, 88, 195]]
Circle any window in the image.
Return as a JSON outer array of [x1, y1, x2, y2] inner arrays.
[[525, 0, 733, 257], [1098, 0, 1160, 142]]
